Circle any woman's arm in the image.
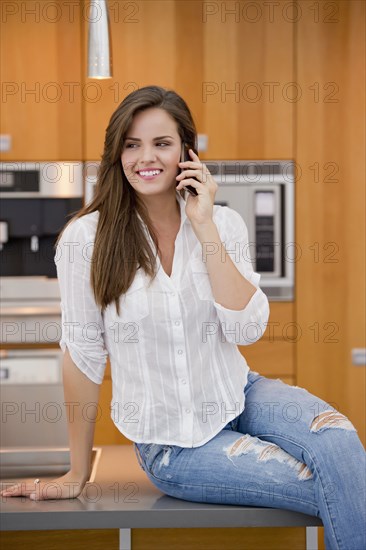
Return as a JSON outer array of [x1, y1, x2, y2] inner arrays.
[[178, 149, 270, 345], [63, 348, 101, 482], [194, 220, 257, 311]]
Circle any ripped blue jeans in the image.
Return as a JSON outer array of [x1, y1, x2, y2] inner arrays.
[[134, 371, 366, 550]]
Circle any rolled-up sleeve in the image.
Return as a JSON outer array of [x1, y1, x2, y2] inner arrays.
[[54, 219, 108, 384], [213, 208, 270, 346]]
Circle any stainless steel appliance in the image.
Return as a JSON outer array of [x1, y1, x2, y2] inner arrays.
[[0, 348, 68, 447], [0, 161, 83, 279], [207, 160, 295, 300], [0, 162, 84, 447], [0, 161, 84, 345], [0, 447, 101, 481]]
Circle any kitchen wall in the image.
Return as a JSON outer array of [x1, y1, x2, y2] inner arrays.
[[296, 0, 365, 446], [0, 2, 83, 159], [1, 0, 294, 160], [1, 1, 365, 548], [1, 0, 363, 435]]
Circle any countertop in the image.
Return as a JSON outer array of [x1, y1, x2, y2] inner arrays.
[[0, 445, 322, 531]]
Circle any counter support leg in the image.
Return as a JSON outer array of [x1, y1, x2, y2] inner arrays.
[[119, 528, 131, 550], [306, 527, 318, 550]]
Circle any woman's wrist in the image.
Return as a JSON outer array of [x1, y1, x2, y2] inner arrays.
[[191, 219, 218, 243], [68, 469, 90, 484]]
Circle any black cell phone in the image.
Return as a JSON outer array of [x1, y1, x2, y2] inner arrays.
[[179, 143, 198, 196]]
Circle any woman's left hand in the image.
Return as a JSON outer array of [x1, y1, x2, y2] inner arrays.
[[176, 149, 218, 227]]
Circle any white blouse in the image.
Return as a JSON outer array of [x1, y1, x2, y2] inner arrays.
[[55, 191, 270, 447]]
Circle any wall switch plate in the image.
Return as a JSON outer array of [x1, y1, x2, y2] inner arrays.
[[0, 135, 12, 152], [197, 134, 208, 153], [352, 348, 366, 366]]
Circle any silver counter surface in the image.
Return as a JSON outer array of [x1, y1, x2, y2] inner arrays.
[[1, 445, 322, 532]]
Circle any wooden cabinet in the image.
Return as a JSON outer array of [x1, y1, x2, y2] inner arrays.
[[94, 361, 131, 446], [201, 3, 294, 159], [82, 0, 294, 160], [2, 0, 292, 161], [0, 1, 82, 160], [295, 0, 365, 443], [239, 302, 295, 385], [1, 526, 308, 550]]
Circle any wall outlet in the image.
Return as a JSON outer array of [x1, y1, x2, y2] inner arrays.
[[0, 135, 12, 152], [352, 348, 366, 366], [197, 134, 208, 153]]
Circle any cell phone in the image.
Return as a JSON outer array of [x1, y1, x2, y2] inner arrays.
[[178, 143, 198, 196]]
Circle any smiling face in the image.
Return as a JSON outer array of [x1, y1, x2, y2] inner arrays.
[[121, 107, 182, 199]]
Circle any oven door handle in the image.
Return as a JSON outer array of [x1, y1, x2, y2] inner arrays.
[[0, 306, 61, 316]]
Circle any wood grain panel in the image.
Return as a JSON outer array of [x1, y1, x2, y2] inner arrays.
[[262, 302, 296, 340], [82, 0, 177, 160], [0, 0, 83, 160], [203, 2, 294, 159], [202, 8, 240, 159], [132, 526, 307, 549], [342, 0, 366, 446], [295, 0, 365, 442], [0, 526, 308, 550], [240, 338, 295, 377], [83, 0, 293, 160], [268, 302, 294, 326], [95, 377, 132, 446], [174, 0, 205, 131], [0, 529, 119, 550]]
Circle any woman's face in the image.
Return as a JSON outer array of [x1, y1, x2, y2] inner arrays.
[[121, 107, 182, 198]]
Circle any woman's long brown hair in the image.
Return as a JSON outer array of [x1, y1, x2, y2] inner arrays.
[[54, 86, 197, 315]]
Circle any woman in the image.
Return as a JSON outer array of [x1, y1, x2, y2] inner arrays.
[[2, 86, 365, 550]]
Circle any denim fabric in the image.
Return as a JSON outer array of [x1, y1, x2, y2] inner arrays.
[[133, 371, 366, 550]]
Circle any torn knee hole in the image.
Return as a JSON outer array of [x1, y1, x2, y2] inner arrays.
[[224, 436, 313, 481], [310, 410, 356, 432]]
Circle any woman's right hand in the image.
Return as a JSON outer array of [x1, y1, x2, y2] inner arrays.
[[0, 470, 89, 501]]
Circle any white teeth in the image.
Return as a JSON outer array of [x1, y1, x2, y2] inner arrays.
[[139, 170, 161, 177]]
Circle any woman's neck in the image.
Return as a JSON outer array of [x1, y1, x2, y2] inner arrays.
[[142, 192, 180, 226]]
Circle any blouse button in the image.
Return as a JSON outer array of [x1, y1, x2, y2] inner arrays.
[[185, 408, 191, 414], [177, 349, 183, 355], [175, 321, 180, 326]]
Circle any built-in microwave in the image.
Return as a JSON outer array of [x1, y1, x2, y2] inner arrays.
[[0, 161, 83, 278], [207, 160, 295, 301]]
